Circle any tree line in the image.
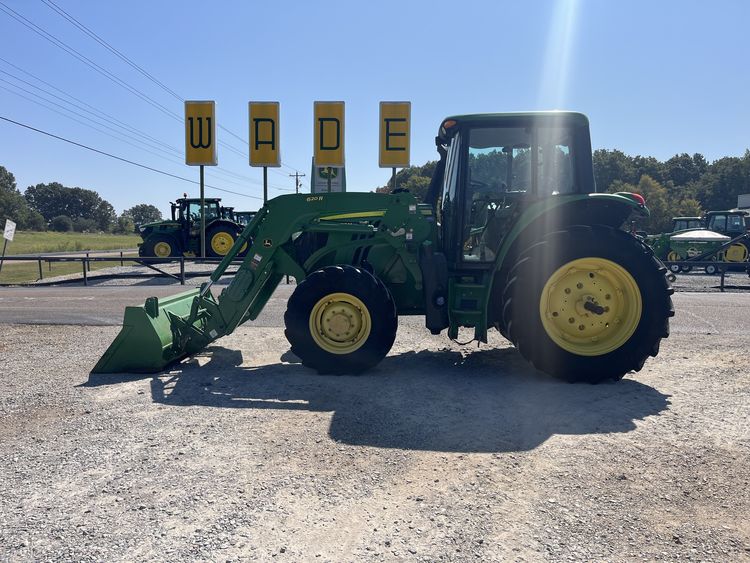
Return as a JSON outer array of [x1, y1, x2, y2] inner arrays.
[[0, 165, 163, 234], [376, 149, 750, 233]]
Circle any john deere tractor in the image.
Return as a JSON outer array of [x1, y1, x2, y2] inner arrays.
[[95, 112, 673, 383], [138, 197, 246, 258]]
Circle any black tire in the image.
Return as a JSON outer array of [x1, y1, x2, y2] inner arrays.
[[680, 265, 692, 273], [140, 234, 180, 258], [705, 263, 719, 275], [206, 226, 238, 258], [502, 225, 674, 383], [284, 265, 397, 375]]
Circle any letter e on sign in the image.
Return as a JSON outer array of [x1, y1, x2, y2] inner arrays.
[[185, 100, 217, 166], [379, 101, 410, 168], [314, 101, 345, 167], [249, 102, 280, 167]]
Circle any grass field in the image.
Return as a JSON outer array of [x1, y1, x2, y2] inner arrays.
[[0, 232, 141, 284], [0, 255, 139, 284], [2, 231, 140, 255]]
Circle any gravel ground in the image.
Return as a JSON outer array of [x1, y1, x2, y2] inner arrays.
[[1, 303, 749, 561]]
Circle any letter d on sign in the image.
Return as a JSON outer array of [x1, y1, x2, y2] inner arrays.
[[314, 101, 345, 167]]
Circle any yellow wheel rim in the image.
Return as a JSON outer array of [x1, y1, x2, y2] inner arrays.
[[210, 232, 234, 255], [309, 292, 372, 354], [666, 250, 681, 261], [539, 258, 642, 356], [724, 243, 748, 262], [153, 241, 172, 257]]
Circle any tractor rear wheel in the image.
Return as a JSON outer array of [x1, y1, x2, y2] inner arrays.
[[206, 226, 236, 257], [502, 225, 674, 383], [284, 265, 397, 375], [142, 234, 180, 258]]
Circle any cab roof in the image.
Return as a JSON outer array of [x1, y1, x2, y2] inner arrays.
[[438, 111, 590, 141]]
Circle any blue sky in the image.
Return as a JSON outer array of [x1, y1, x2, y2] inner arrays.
[[1, 0, 748, 216]]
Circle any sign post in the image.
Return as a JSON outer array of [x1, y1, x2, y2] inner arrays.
[[185, 100, 218, 258], [249, 102, 281, 203], [0, 219, 16, 274], [379, 101, 411, 191], [314, 101, 345, 193]]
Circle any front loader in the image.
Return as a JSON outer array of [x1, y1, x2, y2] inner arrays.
[[93, 112, 674, 383]]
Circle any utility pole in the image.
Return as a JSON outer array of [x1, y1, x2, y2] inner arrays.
[[289, 171, 306, 194]]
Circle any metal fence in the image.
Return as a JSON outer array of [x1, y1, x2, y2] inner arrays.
[[0, 253, 245, 286]]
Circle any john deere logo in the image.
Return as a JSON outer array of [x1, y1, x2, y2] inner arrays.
[[318, 167, 338, 179], [263, 239, 272, 247]]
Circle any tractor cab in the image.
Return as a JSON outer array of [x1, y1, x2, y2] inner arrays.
[[171, 198, 222, 229], [233, 211, 256, 226], [432, 112, 596, 265], [705, 210, 750, 236], [672, 216, 702, 232], [221, 206, 235, 221]]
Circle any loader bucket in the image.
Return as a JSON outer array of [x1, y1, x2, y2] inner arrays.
[[91, 288, 200, 374]]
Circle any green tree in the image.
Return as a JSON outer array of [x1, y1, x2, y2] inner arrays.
[[593, 149, 636, 191], [51, 215, 73, 232], [609, 175, 671, 233], [123, 203, 163, 228], [25, 182, 117, 227], [93, 201, 117, 232], [694, 153, 750, 211], [113, 215, 135, 234], [0, 165, 46, 230], [375, 161, 437, 201], [665, 153, 707, 186]]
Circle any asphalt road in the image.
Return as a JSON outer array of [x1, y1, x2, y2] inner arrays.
[[0, 284, 746, 335]]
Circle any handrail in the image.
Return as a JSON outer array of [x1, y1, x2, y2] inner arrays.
[[0, 254, 247, 286]]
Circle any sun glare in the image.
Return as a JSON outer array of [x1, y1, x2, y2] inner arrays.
[[538, 0, 580, 109]]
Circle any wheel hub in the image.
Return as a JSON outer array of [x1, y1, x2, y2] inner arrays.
[[539, 258, 642, 356], [211, 232, 234, 255], [154, 241, 171, 257], [309, 292, 372, 354]]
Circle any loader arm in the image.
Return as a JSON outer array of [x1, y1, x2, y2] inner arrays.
[[92, 192, 432, 374]]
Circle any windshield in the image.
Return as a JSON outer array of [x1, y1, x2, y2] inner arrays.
[[468, 126, 575, 196]]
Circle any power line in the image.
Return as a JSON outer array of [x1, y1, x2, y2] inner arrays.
[[40, 0, 183, 102], [0, 1, 179, 121], [37, 0, 306, 174], [0, 115, 262, 200], [1, 1, 249, 161]]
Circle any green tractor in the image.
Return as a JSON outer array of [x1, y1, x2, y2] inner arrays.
[[233, 211, 257, 226], [138, 197, 247, 258], [95, 112, 673, 383]]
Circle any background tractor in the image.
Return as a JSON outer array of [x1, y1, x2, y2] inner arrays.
[[138, 197, 247, 258], [95, 112, 674, 384]]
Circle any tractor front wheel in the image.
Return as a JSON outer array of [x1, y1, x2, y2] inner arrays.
[[502, 225, 674, 383], [141, 234, 180, 258], [284, 265, 398, 374]]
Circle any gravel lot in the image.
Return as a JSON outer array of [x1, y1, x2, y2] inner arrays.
[[1, 270, 749, 561]]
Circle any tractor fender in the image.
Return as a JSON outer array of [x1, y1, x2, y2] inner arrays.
[[486, 192, 649, 326], [207, 219, 244, 235]]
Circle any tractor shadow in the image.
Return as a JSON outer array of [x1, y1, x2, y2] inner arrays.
[[86, 345, 670, 453]]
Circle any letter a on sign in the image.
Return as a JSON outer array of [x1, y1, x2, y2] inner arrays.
[[185, 100, 217, 166], [314, 101, 345, 167], [249, 102, 280, 167], [379, 101, 410, 168]]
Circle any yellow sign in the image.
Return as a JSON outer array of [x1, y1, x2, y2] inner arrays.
[[379, 101, 410, 168], [314, 101, 345, 167], [249, 102, 280, 167], [185, 100, 217, 166]]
